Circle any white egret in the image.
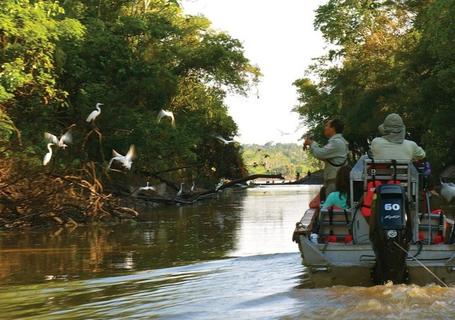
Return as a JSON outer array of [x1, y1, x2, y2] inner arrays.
[[86, 103, 103, 123], [108, 145, 136, 170], [176, 183, 184, 197], [440, 180, 455, 203], [277, 129, 291, 136], [43, 143, 54, 166], [140, 182, 156, 192], [213, 135, 237, 145], [215, 179, 225, 191], [44, 129, 72, 149], [191, 181, 196, 192], [157, 109, 175, 127]]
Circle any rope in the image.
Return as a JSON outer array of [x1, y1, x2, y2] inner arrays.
[[393, 241, 448, 287]]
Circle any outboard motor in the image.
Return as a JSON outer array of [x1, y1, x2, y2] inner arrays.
[[370, 184, 412, 284]]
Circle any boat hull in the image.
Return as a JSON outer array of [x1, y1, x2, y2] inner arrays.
[[298, 235, 455, 286]]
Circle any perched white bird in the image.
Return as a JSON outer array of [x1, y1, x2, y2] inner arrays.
[[157, 109, 175, 127], [440, 181, 455, 203], [213, 135, 237, 145], [44, 129, 72, 149], [215, 179, 225, 191], [176, 183, 184, 197], [139, 182, 156, 192], [108, 145, 136, 170], [191, 181, 196, 192], [43, 143, 54, 166], [86, 103, 103, 123]]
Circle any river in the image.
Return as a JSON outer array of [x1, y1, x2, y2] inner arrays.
[[1, 186, 454, 319]]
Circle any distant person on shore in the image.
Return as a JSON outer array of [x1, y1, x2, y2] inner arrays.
[[304, 119, 349, 197], [371, 113, 425, 161]]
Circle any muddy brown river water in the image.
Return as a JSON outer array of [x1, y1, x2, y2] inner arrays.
[[0, 186, 454, 319]]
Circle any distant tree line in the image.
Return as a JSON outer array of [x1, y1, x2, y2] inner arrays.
[[242, 143, 322, 179]]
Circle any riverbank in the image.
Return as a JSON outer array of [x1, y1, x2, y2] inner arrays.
[[0, 156, 286, 229]]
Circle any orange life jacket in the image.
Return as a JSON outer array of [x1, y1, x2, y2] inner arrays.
[[361, 180, 383, 217], [361, 159, 402, 218]]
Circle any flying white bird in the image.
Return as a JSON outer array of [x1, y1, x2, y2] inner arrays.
[[157, 109, 175, 127], [139, 182, 156, 192], [213, 135, 238, 145], [86, 103, 103, 123], [108, 145, 136, 170], [43, 143, 54, 166], [44, 129, 72, 149], [176, 183, 184, 197], [440, 180, 455, 203], [277, 129, 291, 136]]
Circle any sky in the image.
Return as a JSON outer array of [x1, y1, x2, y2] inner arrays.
[[182, 0, 327, 145]]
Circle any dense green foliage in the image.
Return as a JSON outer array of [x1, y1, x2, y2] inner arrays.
[[294, 0, 454, 172], [242, 143, 322, 179], [0, 0, 260, 183]]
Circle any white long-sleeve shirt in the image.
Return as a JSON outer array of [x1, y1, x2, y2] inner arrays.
[[310, 134, 349, 182]]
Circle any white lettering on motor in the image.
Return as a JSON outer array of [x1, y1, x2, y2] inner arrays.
[[384, 203, 400, 211]]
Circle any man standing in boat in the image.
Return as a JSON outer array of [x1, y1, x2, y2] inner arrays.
[[304, 119, 349, 197]]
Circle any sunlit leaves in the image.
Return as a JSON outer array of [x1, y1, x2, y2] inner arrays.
[[295, 0, 455, 170]]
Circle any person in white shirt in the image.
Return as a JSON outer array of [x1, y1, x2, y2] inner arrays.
[[371, 113, 425, 161], [304, 119, 349, 195]]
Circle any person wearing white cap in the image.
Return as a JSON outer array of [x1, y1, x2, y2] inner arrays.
[[371, 113, 425, 161]]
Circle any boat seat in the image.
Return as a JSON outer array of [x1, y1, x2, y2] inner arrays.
[[318, 208, 352, 243], [363, 160, 415, 198], [419, 212, 445, 244]]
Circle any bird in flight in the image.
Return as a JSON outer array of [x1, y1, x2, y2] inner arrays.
[[157, 109, 175, 127], [277, 129, 291, 136], [108, 145, 136, 170], [86, 103, 103, 123], [139, 182, 156, 192], [213, 135, 238, 145], [44, 128, 73, 149]]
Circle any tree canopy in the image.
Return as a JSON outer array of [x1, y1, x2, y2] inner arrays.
[[0, 0, 260, 183], [294, 0, 455, 172]]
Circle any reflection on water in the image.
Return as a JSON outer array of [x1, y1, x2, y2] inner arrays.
[[1, 185, 454, 319]]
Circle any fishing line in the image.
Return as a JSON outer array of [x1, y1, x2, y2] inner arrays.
[[393, 241, 448, 288]]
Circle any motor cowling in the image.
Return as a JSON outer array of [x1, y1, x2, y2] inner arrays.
[[370, 184, 412, 284]]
